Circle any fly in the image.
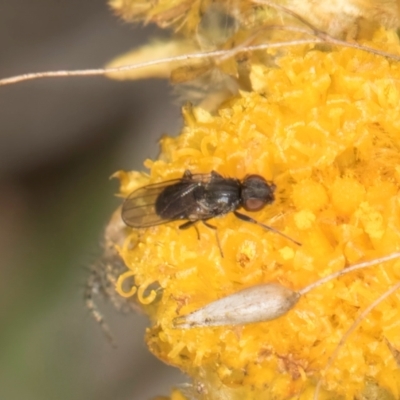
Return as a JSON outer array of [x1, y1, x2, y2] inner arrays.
[[121, 170, 300, 255]]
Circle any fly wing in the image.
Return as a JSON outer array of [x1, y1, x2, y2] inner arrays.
[[121, 174, 211, 228], [122, 179, 183, 228]]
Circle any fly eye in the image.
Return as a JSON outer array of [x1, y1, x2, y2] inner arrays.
[[241, 174, 275, 211], [243, 198, 266, 211]]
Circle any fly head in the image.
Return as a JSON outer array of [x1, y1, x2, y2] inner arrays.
[[241, 175, 275, 212]]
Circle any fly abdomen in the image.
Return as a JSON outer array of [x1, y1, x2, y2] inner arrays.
[[155, 180, 200, 220]]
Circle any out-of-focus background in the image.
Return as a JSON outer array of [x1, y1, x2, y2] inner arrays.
[[0, 1, 185, 399]]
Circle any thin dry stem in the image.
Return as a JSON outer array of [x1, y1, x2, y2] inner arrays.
[[253, 0, 400, 60], [2, 32, 400, 86], [0, 39, 320, 86], [313, 281, 400, 400], [299, 251, 400, 296]]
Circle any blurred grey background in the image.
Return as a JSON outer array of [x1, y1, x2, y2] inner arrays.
[[0, 1, 185, 399]]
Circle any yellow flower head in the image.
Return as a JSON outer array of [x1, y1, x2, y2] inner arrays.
[[112, 29, 400, 400]]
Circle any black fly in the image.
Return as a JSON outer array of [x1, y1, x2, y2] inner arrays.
[[121, 170, 300, 254]]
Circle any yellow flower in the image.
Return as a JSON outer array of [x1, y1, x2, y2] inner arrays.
[[109, 0, 400, 39], [112, 29, 400, 399]]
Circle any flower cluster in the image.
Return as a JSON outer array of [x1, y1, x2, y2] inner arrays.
[[110, 28, 400, 399], [103, 0, 400, 397]]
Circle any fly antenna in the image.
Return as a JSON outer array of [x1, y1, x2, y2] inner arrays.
[[233, 211, 301, 246]]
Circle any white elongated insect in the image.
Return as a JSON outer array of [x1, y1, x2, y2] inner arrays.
[[174, 283, 300, 328], [173, 251, 400, 328]]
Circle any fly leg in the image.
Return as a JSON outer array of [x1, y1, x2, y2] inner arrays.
[[202, 220, 224, 258], [179, 220, 224, 257], [182, 170, 193, 179], [233, 211, 301, 246], [179, 220, 200, 240]]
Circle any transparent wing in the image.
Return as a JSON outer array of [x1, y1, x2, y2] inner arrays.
[[121, 174, 212, 228]]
